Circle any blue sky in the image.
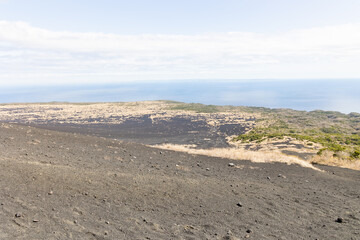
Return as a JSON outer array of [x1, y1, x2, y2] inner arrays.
[[1, 0, 360, 86], [2, 0, 360, 34]]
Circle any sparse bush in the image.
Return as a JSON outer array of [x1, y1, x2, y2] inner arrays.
[[234, 117, 360, 161], [170, 103, 219, 113], [351, 150, 360, 159], [317, 148, 326, 155]]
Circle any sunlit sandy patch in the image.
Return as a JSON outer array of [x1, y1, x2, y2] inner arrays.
[[151, 144, 321, 170]]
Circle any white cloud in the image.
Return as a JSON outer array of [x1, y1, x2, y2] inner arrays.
[[0, 21, 360, 86]]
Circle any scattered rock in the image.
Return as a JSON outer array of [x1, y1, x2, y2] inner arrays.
[[246, 229, 252, 234], [206, 168, 210, 171], [33, 219, 39, 223], [267, 176, 271, 180], [105, 221, 109, 224], [228, 163, 235, 167], [15, 213, 21, 218], [236, 202, 243, 207], [335, 217, 343, 223], [48, 191, 53, 195]]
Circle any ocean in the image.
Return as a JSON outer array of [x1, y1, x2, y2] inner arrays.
[[1, 79, 360, 113]]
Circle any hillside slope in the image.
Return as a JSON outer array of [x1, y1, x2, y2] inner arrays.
[[0, 123, 359, 239]]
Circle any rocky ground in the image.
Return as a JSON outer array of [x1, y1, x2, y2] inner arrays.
[[0, 122, 359, 239]]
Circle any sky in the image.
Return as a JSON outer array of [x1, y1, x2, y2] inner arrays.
[[0, 0, 360, 86]]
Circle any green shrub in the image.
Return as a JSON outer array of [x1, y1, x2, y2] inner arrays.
[[351, 150, 360, 159]]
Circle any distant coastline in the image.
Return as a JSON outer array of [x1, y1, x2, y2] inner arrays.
[[2, 79, 360, 114]]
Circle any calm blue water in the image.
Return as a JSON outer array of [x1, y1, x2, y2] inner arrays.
[[1, 80, 360, 113]]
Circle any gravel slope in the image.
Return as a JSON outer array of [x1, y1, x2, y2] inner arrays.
[[0, 123, 359, 239]]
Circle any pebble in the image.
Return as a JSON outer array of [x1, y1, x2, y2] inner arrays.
[[267, 176, 271, 180], [48, 191, 53, 195], [33, 219, 39, 223], [335, 217, 343, 223], [15, 213, 21, 218], [228, 163, 235, 167], [206, 168, 210, 171], [236, 202, 243, 207], [246, 229, 252, 234], [105, 221, 109, 224]]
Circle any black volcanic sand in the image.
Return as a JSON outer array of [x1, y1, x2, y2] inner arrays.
[[28, 115, 247, 148], [0, 123, 359, 239]]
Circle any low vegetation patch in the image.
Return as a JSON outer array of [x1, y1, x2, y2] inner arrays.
[[234, 114, 360, 162], [169, 103, 220, 113]]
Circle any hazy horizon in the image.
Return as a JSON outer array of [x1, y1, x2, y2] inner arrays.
[[2, 79, 360, 114]]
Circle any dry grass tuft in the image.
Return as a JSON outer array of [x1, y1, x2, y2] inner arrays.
[[310, 150, 360, 170], [151, 144, 321, 171]]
